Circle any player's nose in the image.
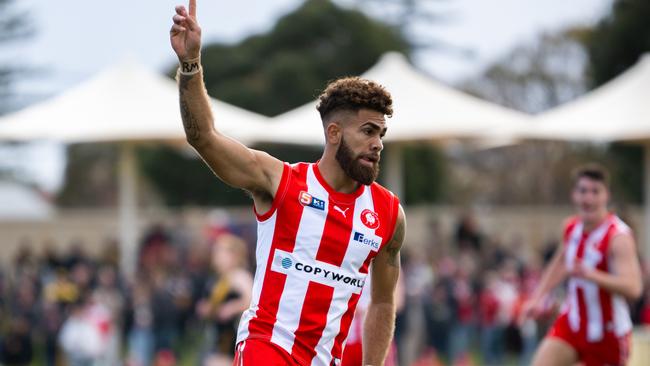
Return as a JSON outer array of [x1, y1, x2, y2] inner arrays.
[[371, 137, 383, 152]]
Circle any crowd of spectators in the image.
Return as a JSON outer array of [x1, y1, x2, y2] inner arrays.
[[0, 212, 255, 366], [1, 211, 649, 366]]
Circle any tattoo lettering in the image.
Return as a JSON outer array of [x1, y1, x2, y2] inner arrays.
[[181, 60, 200, 74]]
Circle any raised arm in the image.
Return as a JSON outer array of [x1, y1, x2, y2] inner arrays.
[[362, 205, 405, 366], [170, 1, 283, 211]]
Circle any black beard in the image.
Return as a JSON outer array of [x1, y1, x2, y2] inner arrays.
[[335, 137, 379, 185]]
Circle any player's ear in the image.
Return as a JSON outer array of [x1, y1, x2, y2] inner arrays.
[[325, 122, 342, 145]]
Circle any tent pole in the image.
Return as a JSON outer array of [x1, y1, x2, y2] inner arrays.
[[119, 143, 138, 278], [645, 143, 650, 258], [384, 144, 404, 199]]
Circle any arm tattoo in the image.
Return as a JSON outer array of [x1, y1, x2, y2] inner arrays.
[[179, 74, 200, 142], [385, 218, 404, 267], [180, 99, 200, 142]]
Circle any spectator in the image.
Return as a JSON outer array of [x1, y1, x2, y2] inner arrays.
[[197, 233, 252, 366], [59, 294, 111, 366], [479, 271, 503, 365], [126, 276, 154, 366], [455, 213, 483, 253], [0, 316, 33, 366], [94, 265, 125, 366]]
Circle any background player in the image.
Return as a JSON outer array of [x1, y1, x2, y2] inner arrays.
[[520, 164, 643, 366]]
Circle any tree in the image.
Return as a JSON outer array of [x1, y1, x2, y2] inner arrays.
[[0, 0, 34, 186], [584, 0, 650, 205], [341, 0, 454, 51], [0, 0, 33, 113], [199, 0, 410, 116], [586, 0, 650, 88], [461, 27, 591, 114]]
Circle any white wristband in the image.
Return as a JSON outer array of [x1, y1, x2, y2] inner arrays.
[[179, 57, 201, 75]]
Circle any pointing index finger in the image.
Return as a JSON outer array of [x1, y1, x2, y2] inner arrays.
[[189, 0, 196, 18]]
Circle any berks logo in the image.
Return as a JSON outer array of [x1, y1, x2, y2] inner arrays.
[[353, 231, 380, 250]]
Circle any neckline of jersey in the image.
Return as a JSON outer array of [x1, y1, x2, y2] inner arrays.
[[580, 212, 613, 236], [312, 162, 366, 203]]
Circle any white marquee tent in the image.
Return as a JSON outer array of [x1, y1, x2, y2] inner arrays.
[[531, 54, 650, 141], [0, 60, 268, 143], [265, 52, 530, 144], [0, 60, 270, 275]]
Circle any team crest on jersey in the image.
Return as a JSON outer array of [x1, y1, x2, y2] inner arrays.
[[360, 209, 380, 229], [299, 191, 325, 211]]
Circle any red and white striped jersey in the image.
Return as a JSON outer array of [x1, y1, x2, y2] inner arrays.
[[561, 214, 633, 342], [236, 162, 400, 366]]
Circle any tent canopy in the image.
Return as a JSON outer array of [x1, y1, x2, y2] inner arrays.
[[529, 54, 650, 142], [261, 52, 531, 145], [0, 59, 271, 277], [0, 59, 269, 144]]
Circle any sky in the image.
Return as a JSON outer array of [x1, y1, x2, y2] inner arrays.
[[2, 0, 614, 191], [11, 0, 613, 95]]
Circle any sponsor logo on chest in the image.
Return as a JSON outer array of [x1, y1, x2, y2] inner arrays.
[[299, 191, 325, 211], [352, 231, 381, 251], [272, 250, 366, 292]]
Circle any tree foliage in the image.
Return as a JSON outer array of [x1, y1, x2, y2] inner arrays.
[[462, 28, 590, 114], [0, 0, 34, 184], [582, 0, 650, 205], [586, 0, 650, 88], [0, 0, 33, 113], [199, 0, 410, 117], [344, 0, 448, 47]]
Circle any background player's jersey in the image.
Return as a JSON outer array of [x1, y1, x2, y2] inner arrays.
[[236, 162, 400, 366], [561, 214, 633, 342]]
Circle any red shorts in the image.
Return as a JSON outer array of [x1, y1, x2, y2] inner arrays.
[[341, 340, 398, 366], [341, 341, 362, 366], [547, 314, 631, 366], [233, 339, 301, 366]]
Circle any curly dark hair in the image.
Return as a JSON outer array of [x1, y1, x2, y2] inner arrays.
[[316, 77, 393, 122]]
